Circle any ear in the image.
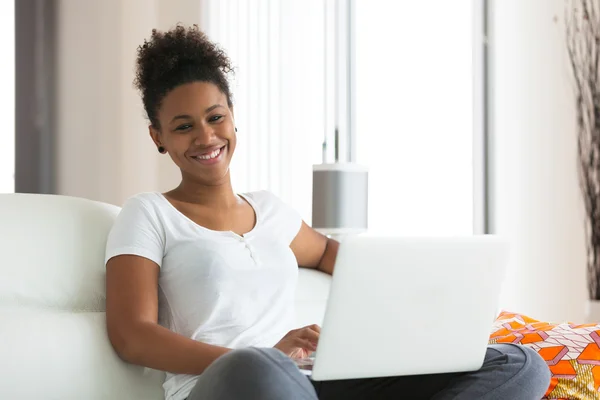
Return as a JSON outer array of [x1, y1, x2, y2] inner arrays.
[[149, 125, 162, 148]]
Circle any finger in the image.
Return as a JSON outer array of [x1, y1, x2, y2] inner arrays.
[[289, 348, 305, 359], [301, 324, 321, 333], [299, 325, 320, 337], [294, 338, 318, 352], [298, 327, 320, 343]]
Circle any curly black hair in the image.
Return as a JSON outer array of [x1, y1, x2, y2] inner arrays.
[[134, 25, 234, 128]]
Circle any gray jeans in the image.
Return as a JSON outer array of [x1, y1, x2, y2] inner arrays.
[[186, 344, 550, 400]]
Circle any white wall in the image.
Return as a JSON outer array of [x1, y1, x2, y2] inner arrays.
[[0, 1, 14, 193], [56, 0, 202, 206], [489, 0, 588, 322]]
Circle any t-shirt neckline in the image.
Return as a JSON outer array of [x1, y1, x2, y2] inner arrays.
[[155, 192, 260, 239]]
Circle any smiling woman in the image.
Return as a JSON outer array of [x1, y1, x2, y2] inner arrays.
[[148, 82, 235, 184], [105, 24, 335, 400], [103, 22, 551, 400], [134, 27, 237, 192]]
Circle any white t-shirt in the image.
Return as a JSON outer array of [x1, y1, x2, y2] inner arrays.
[[105, 190, 303, 400]]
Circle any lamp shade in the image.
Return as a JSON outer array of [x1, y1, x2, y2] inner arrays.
[[311, 163, 368, 235]]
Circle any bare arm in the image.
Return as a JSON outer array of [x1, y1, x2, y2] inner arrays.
[[105, 255, 230, 375], [290, 221, 339, 275]]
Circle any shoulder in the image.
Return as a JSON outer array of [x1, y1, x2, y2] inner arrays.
[[242, 190, 280, 205], [106, 192, 167, 265], [111, 192, 171, 232], [119, 192, 169, 218], [243, 191, 303, 241], [241, 190, 289, 215], [122, 192, 164, 209]]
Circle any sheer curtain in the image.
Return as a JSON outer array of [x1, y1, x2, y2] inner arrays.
[[200, 0, 478, 233], [199, 0, 325, 221], [0, 0, 14, 193]]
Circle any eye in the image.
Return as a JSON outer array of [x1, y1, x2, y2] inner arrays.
[[208, 115, 223, 123], [175, 124, 192, 131]]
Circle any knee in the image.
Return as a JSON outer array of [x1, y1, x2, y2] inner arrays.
[[518, 346, 551, 391], [216, 348, 280, 378], [498, 344, 551, 396], [216, 347, 290, 372], [211, 348, 316, 399]]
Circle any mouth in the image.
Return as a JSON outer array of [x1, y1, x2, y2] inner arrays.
[[190, 145, 227, 166]]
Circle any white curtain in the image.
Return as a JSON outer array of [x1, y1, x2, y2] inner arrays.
[[199, 0, 325, 222], [199, 0, 478, 234]]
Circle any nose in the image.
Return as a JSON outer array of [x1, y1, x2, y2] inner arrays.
[[193, 123, 217, 145]]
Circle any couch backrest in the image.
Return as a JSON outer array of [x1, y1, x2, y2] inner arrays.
[[0, 194, 165, 400], [0, 194, 118, 311], [0, 193, 331, 400]]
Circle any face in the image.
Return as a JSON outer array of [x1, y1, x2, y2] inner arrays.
[[150, 81, 236, 186]]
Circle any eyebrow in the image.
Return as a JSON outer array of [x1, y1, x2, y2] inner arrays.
[[169, 104, 225, 124]]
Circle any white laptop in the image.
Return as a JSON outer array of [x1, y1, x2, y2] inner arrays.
[[297, 235, 509, 381]]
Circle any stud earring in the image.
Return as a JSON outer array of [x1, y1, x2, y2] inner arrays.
[[158, 146, 165, 154], [235, 127, 238, 133]]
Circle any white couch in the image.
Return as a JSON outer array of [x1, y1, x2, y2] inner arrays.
[[0, 193, 331, 400]]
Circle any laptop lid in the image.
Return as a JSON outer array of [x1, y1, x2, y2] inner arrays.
[[310, 235, 509, 381]]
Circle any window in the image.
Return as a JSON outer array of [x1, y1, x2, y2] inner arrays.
[[202, 0, 480, 234], [355, 0, 476, 235]]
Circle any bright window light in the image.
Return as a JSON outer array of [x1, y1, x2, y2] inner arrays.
[[355, 0, 474, 235]]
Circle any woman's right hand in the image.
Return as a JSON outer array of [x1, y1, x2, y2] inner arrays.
[[274, 324, 321, 359]]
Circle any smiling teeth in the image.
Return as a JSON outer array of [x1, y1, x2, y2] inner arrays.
[[196, 148, 222, 160]]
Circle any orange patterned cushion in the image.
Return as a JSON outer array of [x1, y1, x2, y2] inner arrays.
[[490, 311, 600, 400]]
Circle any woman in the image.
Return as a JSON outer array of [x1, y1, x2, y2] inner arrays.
[[105, 25, 550, 400]]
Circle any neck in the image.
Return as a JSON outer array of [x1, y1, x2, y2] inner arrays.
[[174, 171, 238, 209]]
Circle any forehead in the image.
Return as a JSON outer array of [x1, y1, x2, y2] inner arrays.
[[159, 81, 227, 118]]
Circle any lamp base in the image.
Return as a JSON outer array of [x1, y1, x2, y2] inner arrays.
[[316, 228, 366, 243], [312, 163, 368, 236]]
